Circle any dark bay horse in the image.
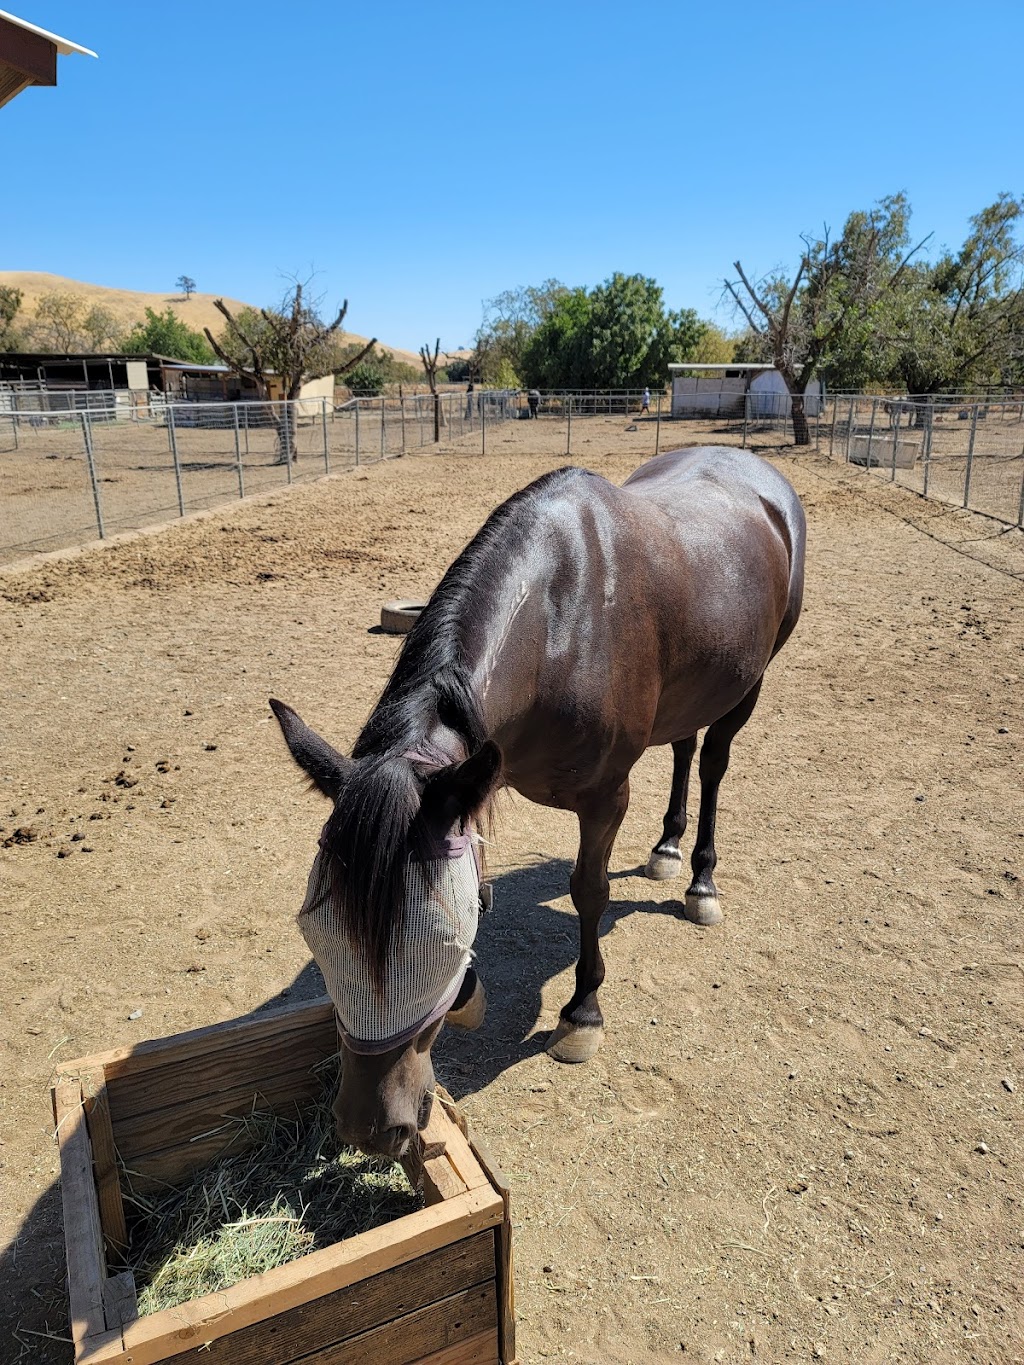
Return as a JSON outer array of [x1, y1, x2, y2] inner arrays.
[[271, 446, 805, 1156]]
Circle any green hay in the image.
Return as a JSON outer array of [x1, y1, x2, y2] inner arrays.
[[123, 1064, 423, 1315]]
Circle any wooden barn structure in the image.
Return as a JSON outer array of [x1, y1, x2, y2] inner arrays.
[[0, 9, 95, 109], [0, 352, 336, 417]]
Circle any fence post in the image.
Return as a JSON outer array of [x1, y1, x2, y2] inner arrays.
[[566, 394, 572, 456], [963, 405, 978, 508], [889, 405, 901, 481], [233, 403, 245, 498], [815, 392, 821, 446], [922, 404, 933, 497], [844, 397, 855, 461], [379, 398, 386, 460], [322, 397, 330, 473], [400, 392, 406, 455], [655, 392, 662, 456], [1016, 446, 1024, 527], [828, 396, 836, 457], [419, 397, 424, 447], [167, 405, 185, 517], [866, 397, 878, 466], [741, 394, 749, 448], [355, 400, 360, 465], [80, 411, 105, 540], [481, 392, 487, 455], [282, 404, 293, 484], [244, 402, 250, 455]]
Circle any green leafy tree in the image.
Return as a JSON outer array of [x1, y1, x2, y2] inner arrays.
[[519, 275, 709, 390], [444, 357, 474, 383], [726, 193, 928, 442], [474, 279, 569, 384], [690, 323, 738, 364], [0, 286, 23, 349], [34, 290, 88, 350], [176, 275, 197, 299], [82, 305, 125, 352], [586, 274, 707, 389], [885, 194, 1024, 395], [520, 288, 593, 389], [121, 307, 216, 362], [344, 359, 388, 395]]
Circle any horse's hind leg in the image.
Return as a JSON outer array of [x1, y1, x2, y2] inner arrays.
[[685, 679, 764, 927], [646, 735, 697, 880], [548, 782, 629, 1064]]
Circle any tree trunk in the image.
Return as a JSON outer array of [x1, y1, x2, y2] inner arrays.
[[790, 393, 811, 445], [433, 392, 443, 443]]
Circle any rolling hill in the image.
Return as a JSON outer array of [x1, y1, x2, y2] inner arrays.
[[0, 272, 433, 370]]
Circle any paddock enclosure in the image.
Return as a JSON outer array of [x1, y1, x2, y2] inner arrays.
[[2, 419, 1022, 1364]]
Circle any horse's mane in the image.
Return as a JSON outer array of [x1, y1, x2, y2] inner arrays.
[[322, 466, 582, 987]]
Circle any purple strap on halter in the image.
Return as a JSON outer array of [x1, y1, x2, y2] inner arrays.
[[335, 966, 468, 1055]]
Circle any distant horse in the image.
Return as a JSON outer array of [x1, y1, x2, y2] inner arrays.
[[272, 446, 806, 1156], [884, 396, 916, 429]]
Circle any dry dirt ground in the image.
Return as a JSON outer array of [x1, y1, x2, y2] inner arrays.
[[1, 418, 1022, 1364]]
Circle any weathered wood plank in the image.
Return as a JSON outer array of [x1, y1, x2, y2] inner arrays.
[[421, 1155, 469, 1205], [65, 996, 336, 1084], [468, 1140, 515, 1365], [410, 1330, 501, 1364], [53, 1081, 108, 1351], [96, 1184, 503, 1365], [156, 1231, 495, 1365], [117, 1075, 318, 1192], [105, 1017, 337, 1128], [113, 1066, 323, 1162], [437, 1121, 490, 1193], [285, 1282, 497, 1365], [101, 1270, 138, 1332], [81, 1077, 128, 1255]]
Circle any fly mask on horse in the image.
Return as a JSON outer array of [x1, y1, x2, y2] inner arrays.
[[271, 698, 497, 1158]]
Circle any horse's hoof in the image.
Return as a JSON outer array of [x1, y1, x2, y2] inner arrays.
[[547, 1019, 605, 1064], [446, 977, 486, 1030], [645, 851, 684, 881], [684, 893, 723, 926]]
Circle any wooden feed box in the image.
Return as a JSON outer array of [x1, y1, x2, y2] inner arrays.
[[51, 997, 515, 1365]]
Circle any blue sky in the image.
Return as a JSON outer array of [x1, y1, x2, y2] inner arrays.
[[3, 0, 1021, 352]]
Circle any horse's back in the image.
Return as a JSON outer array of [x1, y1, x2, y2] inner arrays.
[[623, 445, 803, 529]]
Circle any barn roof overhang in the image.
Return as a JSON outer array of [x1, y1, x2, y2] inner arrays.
[[668, 363, 777, 372], [0, 9, 95, 109], [0, 9, 96, 109], [0, 352, 149, 364]]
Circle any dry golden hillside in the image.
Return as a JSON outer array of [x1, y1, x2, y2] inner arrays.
[[0, 271, 431, 369]]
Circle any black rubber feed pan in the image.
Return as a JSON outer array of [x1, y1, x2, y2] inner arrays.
[[380, 600, 427, 634]]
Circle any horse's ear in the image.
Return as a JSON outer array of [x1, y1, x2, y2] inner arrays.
[[269, 698, 352, 802], [425, 740, 503, 822]]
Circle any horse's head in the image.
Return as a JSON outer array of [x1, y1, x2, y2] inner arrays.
[[270, 698, 500, 1158]]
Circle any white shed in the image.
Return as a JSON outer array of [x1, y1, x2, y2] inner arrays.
[[747, 369, 823, 418], [668, 364, 823, 419]]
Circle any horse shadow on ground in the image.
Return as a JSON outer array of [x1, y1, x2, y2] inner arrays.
[[1, 855, 674, 1362]]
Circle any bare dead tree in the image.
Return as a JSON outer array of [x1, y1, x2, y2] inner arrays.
[[204, 283, 377, 462], [419, 338, 446, 442]]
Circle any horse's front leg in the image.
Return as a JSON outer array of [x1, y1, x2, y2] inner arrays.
[[548, 782, 629, 1064]]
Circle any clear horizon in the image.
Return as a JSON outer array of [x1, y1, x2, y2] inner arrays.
[[2, 1, 1021, 354]]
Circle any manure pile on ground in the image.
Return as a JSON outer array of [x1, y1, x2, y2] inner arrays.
[[123, 1071, 422, 1314]]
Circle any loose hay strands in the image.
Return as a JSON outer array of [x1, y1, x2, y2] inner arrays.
[[121, 1062, 422, 1315]]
